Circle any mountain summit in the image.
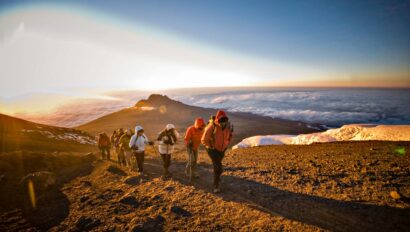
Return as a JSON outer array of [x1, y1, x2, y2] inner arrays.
[[135, 94, 183, 108]]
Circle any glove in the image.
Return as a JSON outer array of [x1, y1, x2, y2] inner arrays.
[[148, 141, 154, 145]]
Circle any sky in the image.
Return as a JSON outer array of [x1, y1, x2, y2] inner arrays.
[[0, 0, 410, 114]]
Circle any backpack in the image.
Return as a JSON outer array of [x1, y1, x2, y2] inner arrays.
[[99, 134, 109, 146], [158, 130, 176, 145], [119, 134, 130, 150], [115, 132, 124, 147], [210, 121, 234, 147]]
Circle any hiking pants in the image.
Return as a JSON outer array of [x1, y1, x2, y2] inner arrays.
[[124, 151, 133, 168], [134, 151, 145, 172], [100, 147, 110, 160], [160, 154, 171, 172], [118, 149, 126, 166], [207, 148, 225, 187], [186, 147, 198, 179]]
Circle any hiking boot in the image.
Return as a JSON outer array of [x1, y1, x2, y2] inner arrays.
[[164, 171, 172, 178], [189, 175, 199, 182], [140, 171, 148, 177]]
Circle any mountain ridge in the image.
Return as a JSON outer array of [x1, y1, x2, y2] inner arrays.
[[76, 94, 320, 144], [0, 113, 96, 152]]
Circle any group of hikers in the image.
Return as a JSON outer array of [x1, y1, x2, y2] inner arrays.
[[97, 110, 233, 193]]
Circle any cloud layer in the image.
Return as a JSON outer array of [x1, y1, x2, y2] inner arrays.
[[173, 88, 410, 126], [10, 88, 410, 128]]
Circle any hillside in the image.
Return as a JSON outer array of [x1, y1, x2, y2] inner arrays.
[[1, 141, 409, 231], [76, 94, 320, 144], [2, 100, 409, 231], [0, 114, 96, 152]]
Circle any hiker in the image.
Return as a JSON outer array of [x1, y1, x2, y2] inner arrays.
[[129, 126, 153, 173], [184, 118, 205, 181], [115, 128, 125, 160], [98, 132, 111, 160], [118, 129, 132, 167], [157, 124, 179, 177], [110, 130, 117, 146], [201, 110, 233, 193], [110, 130, 117, 160]]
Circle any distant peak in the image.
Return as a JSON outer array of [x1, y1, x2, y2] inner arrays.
[[135, 94, 181, 107], [147, 94, 172, 102]]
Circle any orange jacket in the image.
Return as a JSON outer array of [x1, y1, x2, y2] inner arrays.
[[201, 111, 233, 152], [184, 118, 205, 151]]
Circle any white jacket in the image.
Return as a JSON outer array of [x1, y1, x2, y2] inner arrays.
[[158, 129, 180, 154], [129, 126, 149, 153]]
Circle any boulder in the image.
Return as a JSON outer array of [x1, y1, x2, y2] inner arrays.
[[170, 206, 192, 217], [76, 216, 101, 231], [20, 171, 56, 190], [120, 196, 139, 207]]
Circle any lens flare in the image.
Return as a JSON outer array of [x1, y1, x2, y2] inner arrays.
[[159, 105, 167, 114], [28, 179, 36, 209], [395, 147, 406, 157]]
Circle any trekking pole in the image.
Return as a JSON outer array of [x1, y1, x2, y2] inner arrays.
[[188, 146, 193, 182], [150, 142, 158, 156]]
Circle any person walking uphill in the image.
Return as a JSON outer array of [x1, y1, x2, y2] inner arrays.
[[157, 124, 179, 177], [98, 132, 111, 160], [202, 110, 233, 193], [119, 129, 132, 167], [115, 128, 125, 160], [129, 126, 153, 173], [184, 118, 205, 181], [109, 130, 117, 160]]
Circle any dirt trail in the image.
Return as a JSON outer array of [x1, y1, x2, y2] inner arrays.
[[50, 141, 409, 231], [50, 152, 319, 231], [3, 141, 409, 231], [151, 146, 410, 232]]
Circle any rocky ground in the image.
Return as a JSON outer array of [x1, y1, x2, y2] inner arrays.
[[1, 141, 409, 231]]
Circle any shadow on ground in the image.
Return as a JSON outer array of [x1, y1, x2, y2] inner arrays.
[[0, 152, 97, 231], [143, 157, 410, 232]]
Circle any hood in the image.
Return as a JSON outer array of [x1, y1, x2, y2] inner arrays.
[[166, 124, 175, 130], [194, 118, 205, 128], [135, 126, 143, 134], [215, 110, 228, 123]]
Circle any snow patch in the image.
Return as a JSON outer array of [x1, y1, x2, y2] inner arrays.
[[233, 135, 294, 149], [233, 124, 410, 149], [139, 106, 156, 111], [20, 129, 96, 145]]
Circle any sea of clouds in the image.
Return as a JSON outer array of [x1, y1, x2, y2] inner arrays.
[[10, 88, 410, 128], [171, 88, 410, 127]]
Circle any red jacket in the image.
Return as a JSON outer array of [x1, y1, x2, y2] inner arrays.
[[184, 118, 205, 151], [201, 111, 233, 152]]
